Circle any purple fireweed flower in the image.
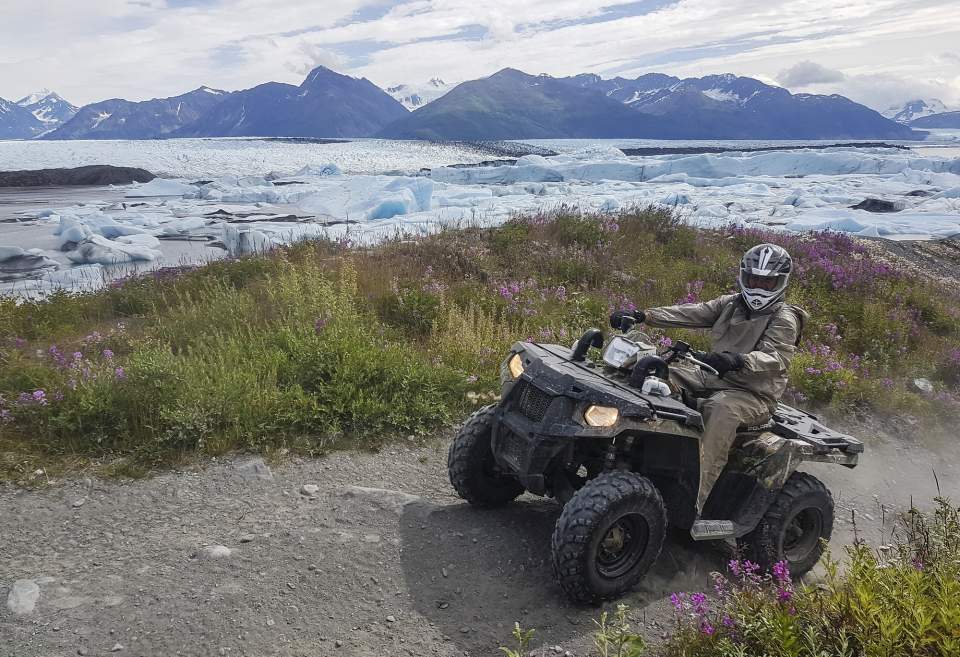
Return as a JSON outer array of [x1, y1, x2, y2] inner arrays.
[[742, 560, 760, 574], [690, 592, 707, 608], [700, 622, 715, 636], [912, 557, 924, 571], [114, 367, 126, 381], [772, 560, 791, 584], [722, 615, 735, 628], [102, 349, 114, 360], [728, 560, 742, 577], [670, 592, 686, 612], [777, 588, 794, 603], [659, 336, 674, 349], [73, 351, 83, 362]]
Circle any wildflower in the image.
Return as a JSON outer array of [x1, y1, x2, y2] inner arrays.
[[466, 375, 479, 384], [700, 622, 715, 636], [721, 615, 735, 628], [0, 409, 12, 423], [73, 351, 83, 362], [102, 349, 114, 360], [314, 316, 329, 333], [13, 337, 26, 348], [114, 367, 126, 381], [670, 592, 686, 612], [659, 336, 674, 349], [804, 367, 822, 376], [53, 391, 64, 402], [772, 560, 791, 584], [554, 285, 567, 301], [728, 560, 742, 577], [777, 588, 793, 603], [912, 557, 924, 571]]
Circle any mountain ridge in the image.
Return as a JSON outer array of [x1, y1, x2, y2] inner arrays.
[[380, 68, 920, 140]]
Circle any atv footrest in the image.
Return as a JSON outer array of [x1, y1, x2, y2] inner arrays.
[[690, 520, 735, 541]]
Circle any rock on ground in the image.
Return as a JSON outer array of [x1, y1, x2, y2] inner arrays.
[[6, 579, 40, 616]]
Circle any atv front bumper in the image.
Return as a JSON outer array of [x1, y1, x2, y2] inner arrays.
[[490, 407, 574, 495]]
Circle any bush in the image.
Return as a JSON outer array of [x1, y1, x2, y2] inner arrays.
[[2, 206, 959, 477], [660, 499, 960, 657]]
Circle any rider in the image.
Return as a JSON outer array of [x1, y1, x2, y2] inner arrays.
[[610, 244, 808, 522]]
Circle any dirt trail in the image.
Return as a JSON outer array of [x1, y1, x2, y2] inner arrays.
[[3, 421, 959, 657]]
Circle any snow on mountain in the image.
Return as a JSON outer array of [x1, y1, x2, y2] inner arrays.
[[0, 96, 45, 138], [16, 89, 79, 129], [883, 99, 951, 124], [386, 78, 454, 110]]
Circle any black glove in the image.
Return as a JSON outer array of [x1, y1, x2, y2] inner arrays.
[[609, 309, 646, 331], [695, 351, 745, 377]]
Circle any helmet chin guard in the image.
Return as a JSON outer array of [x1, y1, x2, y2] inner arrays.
[[739, 244, 792, 311]]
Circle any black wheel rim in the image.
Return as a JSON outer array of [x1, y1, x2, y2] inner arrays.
[[781, 507, 823, 564], [596, 514, 650, 580]]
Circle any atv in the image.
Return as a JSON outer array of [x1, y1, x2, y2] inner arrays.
[[447, 326, 863, 604]]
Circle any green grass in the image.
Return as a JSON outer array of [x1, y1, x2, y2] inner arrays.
[[1, 208, 959, 479]]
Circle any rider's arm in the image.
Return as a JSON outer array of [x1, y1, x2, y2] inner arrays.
[[643, 294, 732, 330], [741, 310, 801, 373]]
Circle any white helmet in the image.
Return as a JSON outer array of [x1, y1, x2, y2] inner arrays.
[[739, 244, 792, 311]]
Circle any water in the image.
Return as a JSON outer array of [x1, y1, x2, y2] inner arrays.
[[1, 136, 959, 298]]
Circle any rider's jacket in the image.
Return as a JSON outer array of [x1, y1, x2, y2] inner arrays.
[[643, 294, 809, 406]]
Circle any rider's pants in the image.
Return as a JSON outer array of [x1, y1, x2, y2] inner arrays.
[[669, 367, 774, 514]]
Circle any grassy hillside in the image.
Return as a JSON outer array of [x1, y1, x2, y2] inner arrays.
[[2, 208, 959, 480]]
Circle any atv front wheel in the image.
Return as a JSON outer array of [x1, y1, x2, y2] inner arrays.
[[551, 471, 667, 604], [448, 404, 524, 507], [739, 471, 834, 577]]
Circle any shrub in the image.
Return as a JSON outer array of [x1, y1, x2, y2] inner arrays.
[[660, 499, 960, 657]]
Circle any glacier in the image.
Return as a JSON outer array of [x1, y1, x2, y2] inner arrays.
[[1, 138, 959, 297]]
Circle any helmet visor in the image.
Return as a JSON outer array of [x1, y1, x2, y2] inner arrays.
[[744, 273, 783, 292]]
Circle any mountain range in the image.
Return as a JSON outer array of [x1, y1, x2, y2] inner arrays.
[[0, 67, 946, 141], [380, 69, 919, 140], [173, 67, 407, 138]]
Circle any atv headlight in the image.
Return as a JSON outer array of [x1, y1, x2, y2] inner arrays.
[[508, 353, 525, 379], [584, 405, 620, 427]]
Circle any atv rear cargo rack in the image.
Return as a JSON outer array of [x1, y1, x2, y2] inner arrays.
[[772, 404, 864, 454]]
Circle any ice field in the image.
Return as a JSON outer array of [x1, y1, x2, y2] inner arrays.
[[2, 136, 960, 297]]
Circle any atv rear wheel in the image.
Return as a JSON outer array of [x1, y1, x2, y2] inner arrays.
[[448, 404, 524, 508], [551, 471, 667, 604], [739, 471, 834, 577]]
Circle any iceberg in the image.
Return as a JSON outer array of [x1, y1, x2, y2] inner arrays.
[[66, 235, 162, 265]]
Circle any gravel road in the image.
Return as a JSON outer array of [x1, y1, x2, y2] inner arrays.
[[3, 417, 959, 657]]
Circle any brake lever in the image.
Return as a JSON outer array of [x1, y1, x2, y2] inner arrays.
[[684, 354, 721, 377]]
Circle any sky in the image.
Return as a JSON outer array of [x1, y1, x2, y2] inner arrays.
[[1, 0, 959, 112]]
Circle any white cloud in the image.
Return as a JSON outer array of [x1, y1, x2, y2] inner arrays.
[[0, 0, 957, 112], [777, 61, 846, 88]]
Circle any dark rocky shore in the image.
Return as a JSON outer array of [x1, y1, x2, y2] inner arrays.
[[0, 165, 155, 187]]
